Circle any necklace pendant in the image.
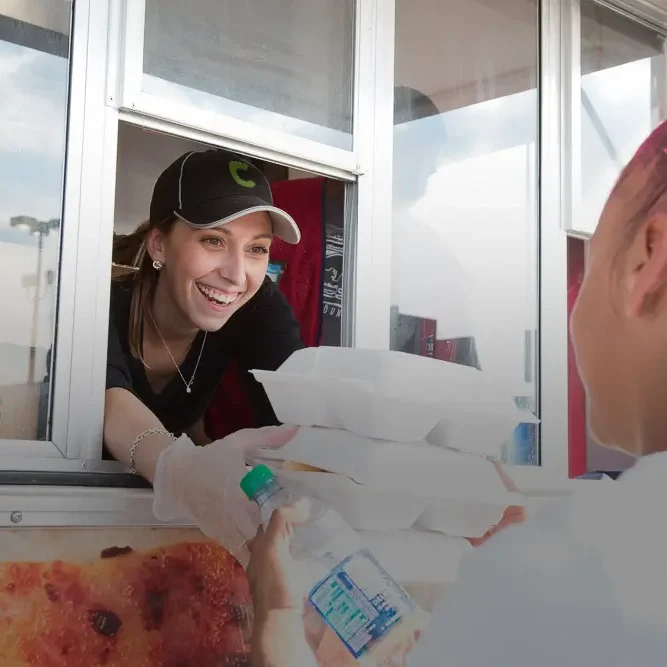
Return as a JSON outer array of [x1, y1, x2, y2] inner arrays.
[[186, 386, 192, 394]]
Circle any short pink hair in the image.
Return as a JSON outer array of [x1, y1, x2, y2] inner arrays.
[[605, 120, 667, 248]]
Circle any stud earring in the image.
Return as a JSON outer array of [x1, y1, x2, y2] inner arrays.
[[152, 260, 163, 271]]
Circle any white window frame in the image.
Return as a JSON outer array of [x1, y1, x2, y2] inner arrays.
[[0, 0, 117, 469], [539, 0, 570, 476], [0, 0, 395, 475], [562, 0, 584, 238], [116, 0, 361, 175], [350, 0, 395, 349], [565, 0, 667, 239]]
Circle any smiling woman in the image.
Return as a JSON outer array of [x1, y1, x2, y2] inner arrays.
[[105, 149, 305, 562]]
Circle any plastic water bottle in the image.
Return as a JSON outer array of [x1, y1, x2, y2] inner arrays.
[[240, 464, 420, 662]]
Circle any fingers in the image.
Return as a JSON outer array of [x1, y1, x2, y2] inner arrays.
[[246, 499, 311, 562], [465, 462, 525, 547], [245, 527, 263, 554], [502, 505, 527, 524], [261, 498, 311, 552], [279, 497, 311, 523], [466, 504, 527, 547], [466, 532, 491, 548], [239, 425, 299, 451]]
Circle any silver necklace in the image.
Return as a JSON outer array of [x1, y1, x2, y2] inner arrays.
[[148, 311, 207, 394]]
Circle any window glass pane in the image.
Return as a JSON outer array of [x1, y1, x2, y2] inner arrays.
[[392, 0, 539, 465], [0, 1, 71, 440], [580, 2, 666, 233], [142, 0, 355, 150]]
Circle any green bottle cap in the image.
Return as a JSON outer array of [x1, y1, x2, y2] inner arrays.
[[240, 464, 276, 500]]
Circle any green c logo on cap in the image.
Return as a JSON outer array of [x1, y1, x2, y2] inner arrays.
[[229, 160, 256, 189]]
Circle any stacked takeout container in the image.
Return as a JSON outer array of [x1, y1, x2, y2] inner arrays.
[[248, 347, 588, 606]]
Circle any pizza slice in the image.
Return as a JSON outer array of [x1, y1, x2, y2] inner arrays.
[[0, 541, 252, 667]]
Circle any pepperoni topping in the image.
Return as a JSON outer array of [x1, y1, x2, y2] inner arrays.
[[89, 609, 122, 637]]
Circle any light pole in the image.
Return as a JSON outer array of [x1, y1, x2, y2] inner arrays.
[[10, 216, 60, 384]]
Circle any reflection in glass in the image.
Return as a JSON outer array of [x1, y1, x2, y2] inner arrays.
[[391, 0, 539, 464], [0, 4, 71, 440], [579, 1, 666, 234], [142, 0, 355, 150]]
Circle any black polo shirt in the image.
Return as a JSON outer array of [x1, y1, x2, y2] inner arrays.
[[106, 276, 304, 435]]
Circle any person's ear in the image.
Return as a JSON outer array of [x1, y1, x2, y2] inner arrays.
[[145, 228, 167, 265], [626, 212, 667, 318]]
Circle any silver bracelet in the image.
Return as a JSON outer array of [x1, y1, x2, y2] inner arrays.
[[129, 428, 175, 475]]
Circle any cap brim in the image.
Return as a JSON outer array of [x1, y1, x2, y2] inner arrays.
[[177, 197, 301, 244]]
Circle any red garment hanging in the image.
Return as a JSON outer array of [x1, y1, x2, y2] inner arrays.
[[568, 237, 587, 478]]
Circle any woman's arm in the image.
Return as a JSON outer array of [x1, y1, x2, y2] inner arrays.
[[106, 388, 297, 566], [104, 387, 174, 482], [105, 296, 178, 480]]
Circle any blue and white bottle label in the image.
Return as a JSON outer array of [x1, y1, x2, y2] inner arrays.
[[308, 549, 416, 659]]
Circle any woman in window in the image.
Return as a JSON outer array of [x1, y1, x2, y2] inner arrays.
[[247, 120, 667, 666], [106, 148, 304, 566]]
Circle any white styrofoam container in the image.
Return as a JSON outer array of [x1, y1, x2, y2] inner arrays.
[[266, 464, 522, 539], [251, 371, 443, 442], [417, 498, 507, 539], [426, 409, 540, 459], [251, 347, 519, 442], [270, 468, 427, 531], [254, 427, 517, 501]]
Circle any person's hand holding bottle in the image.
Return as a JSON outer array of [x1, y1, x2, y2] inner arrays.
[[151, 425, 298, 567], [467, 461, 526, 547]]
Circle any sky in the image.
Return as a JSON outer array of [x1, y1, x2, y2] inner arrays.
[[0, 27, 68, 384], [0, 38, 68, 245]]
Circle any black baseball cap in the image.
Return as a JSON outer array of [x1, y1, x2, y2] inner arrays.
[[149, 149, 301, 244]]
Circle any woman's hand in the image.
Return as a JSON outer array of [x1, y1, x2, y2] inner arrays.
[[151, 425, 297, 567], [466, 505, 526, 547], [247, 500, 311, 616], [467, 461, 526, 548], [247, 502, 319, 667]]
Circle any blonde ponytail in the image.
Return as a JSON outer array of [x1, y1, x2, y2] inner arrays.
[[111, 220, 157, 359]]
